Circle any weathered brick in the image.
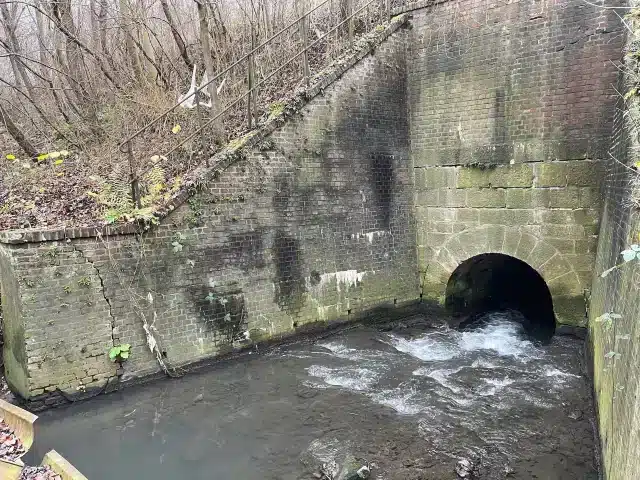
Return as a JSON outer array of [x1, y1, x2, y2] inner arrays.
[[0, 27, 420, 403]]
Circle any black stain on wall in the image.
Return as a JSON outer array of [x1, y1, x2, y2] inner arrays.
[[227, 230, 267, 271], [371, 153, 394, 229], [273, 231, 306, 312], [199, 229, 266, 272], [188, 282, 246, 342], [273, 172, 294, 211]]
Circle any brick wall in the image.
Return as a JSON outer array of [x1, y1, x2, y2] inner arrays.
[[588, 4, 640, 476], [0, 0, 627, 405], [0, 22, 419, 406], [407, 0, 625, 325]]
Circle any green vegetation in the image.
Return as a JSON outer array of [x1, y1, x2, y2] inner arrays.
[[109, 344, 131, 362]]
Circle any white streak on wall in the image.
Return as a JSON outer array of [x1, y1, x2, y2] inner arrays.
[[315, 270, 367, 292], [350, 230, 388, 243], [364, 230, 387, 243]]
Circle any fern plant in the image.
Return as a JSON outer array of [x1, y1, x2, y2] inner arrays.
[[87, 163, 182, 224]]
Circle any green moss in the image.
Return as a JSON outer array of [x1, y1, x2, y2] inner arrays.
[[248, 328, 272, 343], [228, 131, 257, 151], [268, 102, 285, 120]]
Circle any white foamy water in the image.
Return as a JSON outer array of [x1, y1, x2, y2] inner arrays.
[[457, 319, 540, 360], [386, 316, 540, 364], [478, 377, 515, 396], [307, 365, 380, 391], [317, 341, 389, 363], [370, 387, 425, 415], [304, 315, 576, 422], [544, 367, 580, 379], [414, 367, 464, 394], [384, 334, 460, 361]]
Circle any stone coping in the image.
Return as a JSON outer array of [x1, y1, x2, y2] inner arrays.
[[392, 0, 450, 15], [0, 14, 409, 246]]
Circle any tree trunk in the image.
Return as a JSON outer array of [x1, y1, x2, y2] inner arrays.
[[159, 0, 193, 70], [0, 104, 38, 158], [138, 7, 159, 85], [35, 1, 50, 78], [119, 0, 143, 82], [89, 0, 101, 56], [54, 0, 83, 80], [98, 0, 108, 54], [0, 2, 36, 100], [195, 0, 225, 144]]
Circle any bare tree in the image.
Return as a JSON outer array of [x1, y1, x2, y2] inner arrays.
[[160, 0, 193, 70], [195, 0, 224, 143], [0, 1, 36, 99], [0, 102, 38, 157]]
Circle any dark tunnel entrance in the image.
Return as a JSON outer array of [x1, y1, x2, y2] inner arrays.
[[445, 253, 556, 341]]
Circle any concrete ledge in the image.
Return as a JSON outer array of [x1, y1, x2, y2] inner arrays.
[[0, 399, 37, 480], [0, 398, 37, 453], [42, 450, 88, 480], [0, 458, 23, 480], [392, 0, 451, 15]]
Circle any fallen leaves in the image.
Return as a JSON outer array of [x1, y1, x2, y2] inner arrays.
[[0, 418, 26, 461]]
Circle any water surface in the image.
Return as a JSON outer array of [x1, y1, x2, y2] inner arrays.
[[29, 312, 597, 479]]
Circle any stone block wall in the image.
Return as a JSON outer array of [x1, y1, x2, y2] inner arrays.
[[406, 0, 625, 325], [0, 22, 418, 406]]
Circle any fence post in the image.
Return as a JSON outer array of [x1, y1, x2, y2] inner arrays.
[[247, 38, 253, 129], [301, 13, 310, 86], [194, 88, 209, 167], [126, 140, 141, 209], [251, 25, 258, 127]]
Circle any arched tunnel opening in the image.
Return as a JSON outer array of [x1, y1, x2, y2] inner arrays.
[[445, 253, 556, 342]]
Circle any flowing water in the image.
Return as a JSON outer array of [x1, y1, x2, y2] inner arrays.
[[29, 311, 597, 479]]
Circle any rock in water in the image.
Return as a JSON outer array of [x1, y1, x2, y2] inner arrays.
[[455, 458, 476, 478], [300, 437, 369, 480], [338, 457, 370, 480], [344, 465, 371, 480]]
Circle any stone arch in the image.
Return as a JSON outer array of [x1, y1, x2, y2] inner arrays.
[[445, 253, 556, 339], [421, 225, 586, 326]]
